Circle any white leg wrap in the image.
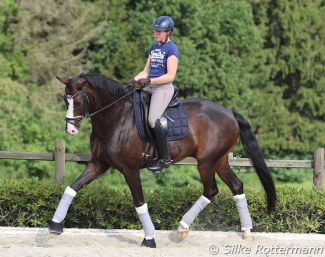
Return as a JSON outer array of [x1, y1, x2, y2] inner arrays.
[[233, 194, 253, 231], [179, 195, 211, 229], [52, 186, 77, 223], [135, 203, 155, 239]]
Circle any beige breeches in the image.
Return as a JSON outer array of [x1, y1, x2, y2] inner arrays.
[[144, 82, 175, 128]]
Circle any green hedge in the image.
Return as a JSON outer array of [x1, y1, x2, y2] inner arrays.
[[0, 179, 324, 233]]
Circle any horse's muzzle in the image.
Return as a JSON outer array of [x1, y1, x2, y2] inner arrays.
[[66, 122, 79, 136]]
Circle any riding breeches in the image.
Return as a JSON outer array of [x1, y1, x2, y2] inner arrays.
[[144, 82, 175, 128]]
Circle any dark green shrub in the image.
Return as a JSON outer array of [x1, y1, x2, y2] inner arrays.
[[0, 179, 324, 233]]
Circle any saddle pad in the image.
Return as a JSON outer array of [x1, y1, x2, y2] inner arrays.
[[133, 91, 189, 142]]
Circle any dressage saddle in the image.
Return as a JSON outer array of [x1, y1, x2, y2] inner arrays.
[[133, 87, 188, 142]]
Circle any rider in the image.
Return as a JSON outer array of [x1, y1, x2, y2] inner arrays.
[[127, 16, 180, 173]]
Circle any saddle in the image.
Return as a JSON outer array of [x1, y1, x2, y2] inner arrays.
[[133, 87, 188, 143]]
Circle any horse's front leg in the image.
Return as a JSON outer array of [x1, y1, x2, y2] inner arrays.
[[49, 161, 109, 234], [123, 169, 156, 248]]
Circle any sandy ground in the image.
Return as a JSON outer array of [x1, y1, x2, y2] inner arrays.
[[0, 227, 324, 257]]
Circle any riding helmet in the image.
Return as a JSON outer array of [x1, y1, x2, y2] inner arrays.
[[152, 16, 174, 31]]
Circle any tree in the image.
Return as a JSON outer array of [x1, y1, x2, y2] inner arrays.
[[248, 0, 325, 156], [8, 0, 102, 84], [0, 0, 27, 79]]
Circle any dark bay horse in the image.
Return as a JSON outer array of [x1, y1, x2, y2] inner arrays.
[[49, 73, 276, 248]]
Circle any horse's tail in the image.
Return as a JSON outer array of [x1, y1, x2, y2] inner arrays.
[[233, 111, 276, 213]]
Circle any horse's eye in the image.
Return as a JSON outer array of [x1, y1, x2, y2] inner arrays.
[[75, 101, 81, 107]]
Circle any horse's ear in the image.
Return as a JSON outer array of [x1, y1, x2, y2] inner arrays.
[[56, 76, 68, 85]]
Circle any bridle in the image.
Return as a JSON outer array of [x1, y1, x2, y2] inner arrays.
[[64, 87, 136, 128], [64, 90, 90, 128]]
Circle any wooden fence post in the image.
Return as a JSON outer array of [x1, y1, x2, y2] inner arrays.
[[55, 140, 65, 184], [313, 147, 324, 190]]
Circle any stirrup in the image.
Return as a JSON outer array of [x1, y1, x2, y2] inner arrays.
[[148, 159, 171, 173]]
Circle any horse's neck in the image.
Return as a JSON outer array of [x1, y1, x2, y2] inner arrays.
[[91, 97, 133, 137]]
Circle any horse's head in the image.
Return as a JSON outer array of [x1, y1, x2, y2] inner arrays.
[[57, 74, 89, 136], [57, 72, 131, 135]]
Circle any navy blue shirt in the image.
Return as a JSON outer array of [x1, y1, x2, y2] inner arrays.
[[149, 41, 180, 78]]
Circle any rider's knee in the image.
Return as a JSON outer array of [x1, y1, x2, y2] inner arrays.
[[148, 118, 160, 128], [148, 119, 155, 128]]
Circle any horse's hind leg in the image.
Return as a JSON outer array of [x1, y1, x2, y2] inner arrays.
[[178, 160, 218, 237], [216, 161, 254, 241], [49, 161, 109, 234]]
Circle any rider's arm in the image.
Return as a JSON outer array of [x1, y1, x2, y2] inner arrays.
[[150, 55, 178, 85]]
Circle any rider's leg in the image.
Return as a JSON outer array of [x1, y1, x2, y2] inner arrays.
[[147, 83, 174, 128], [146, 83, 174, 172], [148, 119, 171, 172]]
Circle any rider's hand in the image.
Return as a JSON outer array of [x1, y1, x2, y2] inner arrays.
[[127, 78, 137, 85], [137, 77, 151, 88], [127, 78, 137, 90]]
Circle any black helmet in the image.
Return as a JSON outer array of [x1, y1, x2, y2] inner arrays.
[[152, 16, 174, 31]]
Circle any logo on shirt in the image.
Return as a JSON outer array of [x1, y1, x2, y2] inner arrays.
[[150, 49, 166, 68]]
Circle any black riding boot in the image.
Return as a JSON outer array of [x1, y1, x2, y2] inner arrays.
[[148, 119, 171, 173]]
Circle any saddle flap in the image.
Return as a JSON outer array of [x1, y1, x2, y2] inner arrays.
[[133, 91, 188, 142], [140, 90, 151, 104]]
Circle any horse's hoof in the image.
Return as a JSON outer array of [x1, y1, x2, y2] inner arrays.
[[177, 230, 189, 238], [141, 238, 156, 248], [177, 224, 189, 238], [243, 235, 254, 241], [49, 221, 63, 234], [243, 230, 254, 241]]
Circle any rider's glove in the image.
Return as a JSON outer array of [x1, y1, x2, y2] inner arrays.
[[127, 78, 137, 90], [137, 77, 151, 88]]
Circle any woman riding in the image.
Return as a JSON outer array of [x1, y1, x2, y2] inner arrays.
[[127, 16, 180, 173]]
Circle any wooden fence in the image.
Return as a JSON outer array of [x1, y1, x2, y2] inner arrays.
[[0, 140, 323, 189]]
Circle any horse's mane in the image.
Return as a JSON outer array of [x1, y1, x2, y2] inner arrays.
[[80, 72, 129, 99]]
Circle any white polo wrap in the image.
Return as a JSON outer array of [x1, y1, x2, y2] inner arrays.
[[233, 193, 253, 231], [179, 195, 211, 229], [136, 203, 155, 239], [52, 186, 77, 223]]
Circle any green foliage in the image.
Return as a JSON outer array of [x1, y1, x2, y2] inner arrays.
[[0, 78, 91, 178], [0, 179, 324, 233], [256, 0, 325, 118], [5, 0, 104, 84], [248, 0, 325, 155], [0, 0, 27, 79], [272, 168, 311, 183]]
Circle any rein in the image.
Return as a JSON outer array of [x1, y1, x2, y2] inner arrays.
[[89, 89, 135, 118]]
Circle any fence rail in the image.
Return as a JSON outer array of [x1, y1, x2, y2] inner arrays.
[[0, 141, 323, 189]]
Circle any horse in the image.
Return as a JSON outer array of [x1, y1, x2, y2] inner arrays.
[[49, 73, 276, 248]]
